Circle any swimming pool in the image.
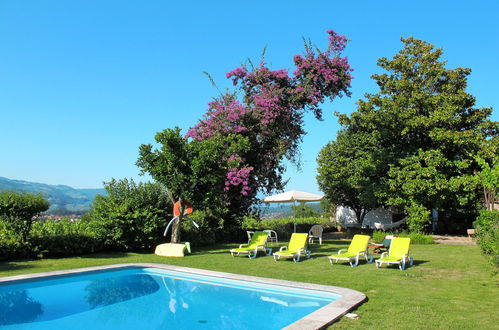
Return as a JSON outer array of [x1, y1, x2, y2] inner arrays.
[[0, 264, 365, 329]]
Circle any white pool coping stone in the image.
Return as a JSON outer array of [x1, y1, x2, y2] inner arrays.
[[0, 263, 366, 329]]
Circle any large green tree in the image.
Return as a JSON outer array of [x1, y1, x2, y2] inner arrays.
[[137, 128, 248, 243], [317, 130, 385, 223], [320, 37, 497, 231]]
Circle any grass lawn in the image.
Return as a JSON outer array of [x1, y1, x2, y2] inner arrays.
[[1, 239, 498, 329]]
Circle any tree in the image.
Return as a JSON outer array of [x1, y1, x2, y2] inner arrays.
[[0, 191, 49, 243], [137, 128, 248, 243], [332, 37, 497, 231], [317, 130, 384, 223], [291, 202, 320, 218], [186, 30, 353, 215], [476, 137, 499, 211]]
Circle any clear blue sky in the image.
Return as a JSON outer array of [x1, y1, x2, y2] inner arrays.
[[1, 1, 497, 193]]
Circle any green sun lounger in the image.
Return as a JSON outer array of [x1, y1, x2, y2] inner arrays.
[[230, 231, 271, 259], [375, 237, 413, 270], [273, 233, 311, 262], [328, 234, 373, 266]]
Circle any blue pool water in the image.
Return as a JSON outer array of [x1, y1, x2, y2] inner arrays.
[[0, 267, 338, 329]]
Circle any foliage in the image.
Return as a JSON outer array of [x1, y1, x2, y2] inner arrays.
[[473, 210, 499, 268], [319, 198, 337, 219], [475, 148, 498, 211], [317, 130, 384, 223], [0, 218, 104, 261], [397, 231, 435, 244], [327, 37, 497, 232], [29, 219, 103, 257], [291, 202, 321, 218], [186, 30, 353, 217], [241, 216, 333, 240], [372, 230, 387, 243], [372, 230, 434, 244], [86, 179, 171, 251], [0, 191, 49, 243], [137, 128, 248, 243], [0, 222, 32, 260]]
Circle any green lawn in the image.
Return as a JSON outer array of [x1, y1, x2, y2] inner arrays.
[[1, 240, 498, 329]]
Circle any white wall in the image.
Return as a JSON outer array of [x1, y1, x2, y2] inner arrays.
[[336, 206, 393, 229]]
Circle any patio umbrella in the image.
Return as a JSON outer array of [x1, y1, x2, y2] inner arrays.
[[263, 190, 324, 232]]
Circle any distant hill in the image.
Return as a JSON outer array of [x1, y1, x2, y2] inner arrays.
[[0, 177, 106, 214]]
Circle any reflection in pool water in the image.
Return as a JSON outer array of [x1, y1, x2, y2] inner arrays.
[[85, 274, 160, 308], [0, 273, 159, 326], [0, 290, 43, 325]]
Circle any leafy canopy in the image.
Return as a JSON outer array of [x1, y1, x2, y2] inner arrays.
[[186, 30, 353, 214], [319, 37, 497, 231]]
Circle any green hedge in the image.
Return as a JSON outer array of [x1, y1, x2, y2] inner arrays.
[[242, 216, 333, 240], [30, 219, 104, 257], [372, 230, 434, 244], [0, 219, 104, 261], [473, 210, 499, 268]]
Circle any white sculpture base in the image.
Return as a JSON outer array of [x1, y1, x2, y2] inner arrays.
[[155, 243, 187, 257]]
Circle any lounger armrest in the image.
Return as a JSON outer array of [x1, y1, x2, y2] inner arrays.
[[239, 244, 247, 248], [279, 246, 288, 252], [380, 252, 388, 258], [338, 249, 346, 254]]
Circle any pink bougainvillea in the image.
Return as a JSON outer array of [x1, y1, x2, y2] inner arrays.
[[186, 30, 353, 206]]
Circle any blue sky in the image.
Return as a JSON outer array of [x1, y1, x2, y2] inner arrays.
[[0, 1, 497, 193]]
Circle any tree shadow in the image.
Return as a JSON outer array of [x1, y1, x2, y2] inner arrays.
[[79, 252, 132, 259], [0, 262, 37, 273]]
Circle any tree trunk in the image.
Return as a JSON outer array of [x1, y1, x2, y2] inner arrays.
[[171, 214, 182, 243], [353, 208, 364, 225]]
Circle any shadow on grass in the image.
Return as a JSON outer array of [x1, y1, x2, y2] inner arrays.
[[411, 259, 428, 266], [77, 252, 132, 259], [0, 262, 38, 273]]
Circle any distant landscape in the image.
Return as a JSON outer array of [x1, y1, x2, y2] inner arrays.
[[0, 177, 106, 214]]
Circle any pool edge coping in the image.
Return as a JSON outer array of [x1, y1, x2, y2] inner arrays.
[[0, 263, 366, 329]]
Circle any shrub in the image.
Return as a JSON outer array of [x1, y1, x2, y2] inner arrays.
[[179, 210, 217, 247], [372, 230, 434, 244], [29, 219, 104, 257], [473, 210, 499, 268], [0, 221, 33, 260], [0, 191, 49, 243], [398, 231, 435, 244], [87, 179, 171, 251], [0, 218, 105, 260], [372, 230, 386, 243], [242, 216, 333, 240]]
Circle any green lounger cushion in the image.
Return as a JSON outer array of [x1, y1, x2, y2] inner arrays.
[[376, 237, 413, 270], [274, 233, 308, 256], [377, 255, 404, 263], [329, 234, 372, 266], [334, 251, 358, 259], [230, 232, 268, 253]]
